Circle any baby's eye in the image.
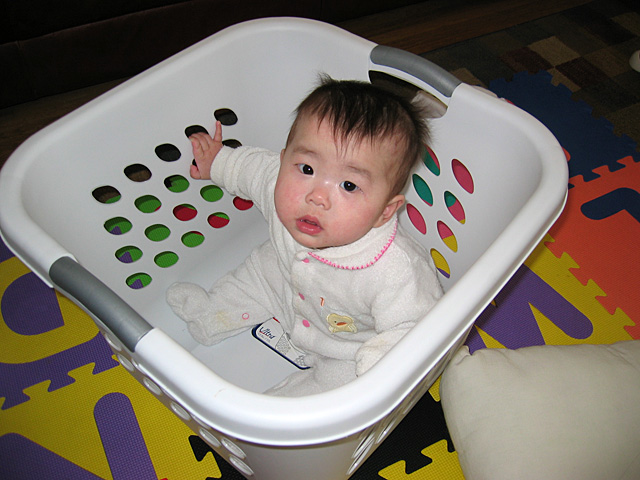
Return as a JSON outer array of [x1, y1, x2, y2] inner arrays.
[[297, 164, 314, 175], [341, 181, 359, 192]]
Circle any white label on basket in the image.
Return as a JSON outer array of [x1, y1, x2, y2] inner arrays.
[[252, 318, 309, 369]]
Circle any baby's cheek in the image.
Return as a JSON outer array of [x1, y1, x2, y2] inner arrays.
[[273, 182, 289, 215]]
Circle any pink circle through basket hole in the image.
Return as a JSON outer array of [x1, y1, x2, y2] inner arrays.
[[445, 191, 466, 224], [452, 159, 474, 194], [406, 203, 427, 235], [437, 220, 458, 252]]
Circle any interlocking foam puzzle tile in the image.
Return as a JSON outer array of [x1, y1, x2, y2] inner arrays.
[[377, 440, 463, 480], [353, 382, 458, 480], [489, 70, 640, 339], [547, 157, 640, 338], [468, 234, 634, 352], [0, 249, 226, 479], [490, 70, 639, 185]]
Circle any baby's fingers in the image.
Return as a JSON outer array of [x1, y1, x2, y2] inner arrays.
[[189, 136, 210, 179], [190, 161, 203, 179], [190, 132, 214, 153], [212, 121, 223, 142]]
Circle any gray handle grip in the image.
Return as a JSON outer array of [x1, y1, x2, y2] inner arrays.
[[49, 256, 152, 351], [370, 45, 461, 97]]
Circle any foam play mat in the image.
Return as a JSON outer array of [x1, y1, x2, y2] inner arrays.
[[1, 67, 638, 480]]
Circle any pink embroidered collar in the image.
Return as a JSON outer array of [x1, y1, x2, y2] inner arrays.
[[307, 217, 398, 270]]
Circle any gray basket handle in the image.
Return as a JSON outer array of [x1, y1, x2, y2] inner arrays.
[[49, 256, 152, 352], [370, 45, 461, 98]]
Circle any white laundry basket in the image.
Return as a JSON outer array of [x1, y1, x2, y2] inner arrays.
[[0, 17, 568, 479]]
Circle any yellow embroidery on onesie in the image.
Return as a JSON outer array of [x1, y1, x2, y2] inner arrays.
[[326, 313, 357, 333]]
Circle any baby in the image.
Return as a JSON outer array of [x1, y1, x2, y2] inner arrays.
[[167, 77, 443, 396]]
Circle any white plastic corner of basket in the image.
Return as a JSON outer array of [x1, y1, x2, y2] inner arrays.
[[134, 326, 428, 446]]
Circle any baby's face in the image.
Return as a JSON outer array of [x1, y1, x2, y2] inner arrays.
[[274, 114, 404, 249]]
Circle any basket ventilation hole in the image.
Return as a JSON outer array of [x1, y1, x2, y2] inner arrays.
[[143, 377, 162, 396], [423, 145, 440, 176], [377, 414, 401, 444], [103, 333, 122, 352], [412, 174, 433, 206], [444, 191, 466, 224], [164, 174, 189, 193], [353, 428, 376, 459], [126, 272, 152, 289], [233, 197, 253, 211], [124, 163, 152, 182], [437, 221, 458, 252], [229, 456, 254, 477], [155, 143, 181, 162], [173, 204, 197, 221], [182, 231, 204, 247], [200, 185, 223, 202], [208, 212, 230, 229], [105, 217, 132, 235], [452, 159, 474, 194], [348, 433, 376, 475], [222, 139, 242, 149], [406, 203, 426, 235], [92, 185, 121, 204], [154, 251, 178, 268], [431, 249, 450, 279], [221, 438, 246, 459], [135, 195, 161, 213], [185, 125, 208, 138], [199, 428, 221, 448], [145, 224, 170, 241], [116, 245, 142, 264], [117, 354, 135, 371], [170, 402, 191, 421], [214, 108, 238, 126]]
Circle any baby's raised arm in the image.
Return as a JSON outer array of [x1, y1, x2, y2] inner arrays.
[[189, 121, 223, 180]]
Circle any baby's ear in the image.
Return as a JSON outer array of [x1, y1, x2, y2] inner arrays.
[[375, 194, 405, 227]]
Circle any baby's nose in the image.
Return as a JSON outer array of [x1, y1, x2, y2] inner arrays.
[[306, 185, 330, 208]]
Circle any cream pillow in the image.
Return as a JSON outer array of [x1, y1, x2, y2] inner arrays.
[[440, 340, 640, 480]]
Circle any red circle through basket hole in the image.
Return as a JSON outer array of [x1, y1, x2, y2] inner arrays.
[[173, 204, 197, 221], [233, 197, 253, 211]]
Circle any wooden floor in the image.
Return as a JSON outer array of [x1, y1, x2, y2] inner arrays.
[[0, 0, 591, 169], [338, 0, 592, 54]]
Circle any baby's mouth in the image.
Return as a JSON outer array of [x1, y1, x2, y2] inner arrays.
[[297, 216, 323, 235]]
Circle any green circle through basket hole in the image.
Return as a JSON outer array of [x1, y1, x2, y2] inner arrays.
[[201, 185, 223, 202], [126, 272, 152, 289], [145, 224, 170, 241], [181, 231, 205, 247], [154, 251, 178, 268], [165, 174, 190, 193], [412, 174, 433, 206], [105, 217, 132, 235], [135, 195, 162, 213], [115, 245, 142, 264], [423, 145, 441, 176]]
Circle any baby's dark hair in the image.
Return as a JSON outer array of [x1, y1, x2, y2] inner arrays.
[[287, 75, 429, 196]]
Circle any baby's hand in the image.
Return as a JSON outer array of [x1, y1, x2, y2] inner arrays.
[[189, 121, 223, 180]]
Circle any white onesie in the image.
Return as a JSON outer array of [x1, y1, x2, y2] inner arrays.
[[167, 146, 443, 395]]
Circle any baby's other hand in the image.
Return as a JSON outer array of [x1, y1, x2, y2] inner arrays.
[[189, 121, 223, 180]]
